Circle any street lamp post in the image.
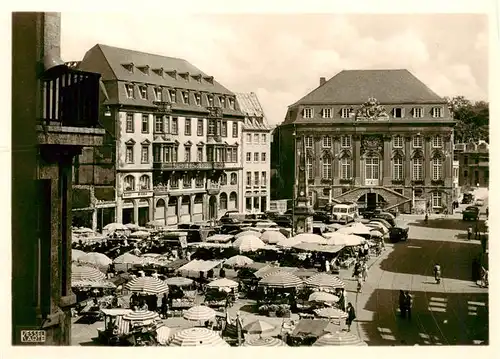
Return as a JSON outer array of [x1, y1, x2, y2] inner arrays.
[[292, 127, 296, 236]]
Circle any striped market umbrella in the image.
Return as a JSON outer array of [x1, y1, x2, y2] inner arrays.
[[169, 327, 229, 347], [232, 235, 265, 252], [243, 336, 288, 347], [125, 276, 169, 294], [79, 252, 112, 267], [260, 230, 286, 244], [305, 273, 345, 289], [224, 255, 254, 268], [235, 230, 261, 239], [207, 278, 238, 289], [313, 331, 367, 346], [309, 292, 340, 303], [71, 280, 116, 289], [259, 271, 303, 289], [243, 319, 275, 334], [314, 307, 348, 320], [156, 326, 172, 345], [293, 233, 328, 244], [71, 264, 106, 282], [183, 305, 217, 321], [71, 249, 86, 261], [164, 277, 193, 287], [123, 309, 160, 322]]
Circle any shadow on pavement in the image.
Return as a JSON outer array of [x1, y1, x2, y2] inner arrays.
[[358, 288, 488, 346], [379, 239, 482, 281], [407, 218, 486, 231]]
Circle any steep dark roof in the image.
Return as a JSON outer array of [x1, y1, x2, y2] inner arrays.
[[235, 92, 272, 130], [292, 69, 445, 106], [94, 44, 234, 95]]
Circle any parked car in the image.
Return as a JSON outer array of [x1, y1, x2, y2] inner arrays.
[[462, 206, 480, 221], [462, 193, 474, 204], [313, 211, 333, 224], [474, 198, 485, 207], [274, 215, 293, 228], [371, 212, 396, 227], [370, 217, 393, 229], [389, 224, 409, 243]]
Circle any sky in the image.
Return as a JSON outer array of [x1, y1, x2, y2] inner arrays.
[[60, 13, 488, 126]]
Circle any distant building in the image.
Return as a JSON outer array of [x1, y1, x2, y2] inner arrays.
[[455, 141, 489, 188], [78, 45, 246, 225], [273, 69, 455, 214], [12, 13, 104, 344], [453, 160, 460, 200], [235, 92, 273, 213]]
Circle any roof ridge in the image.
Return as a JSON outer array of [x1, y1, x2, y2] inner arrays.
[[97, 43, 186, 63]]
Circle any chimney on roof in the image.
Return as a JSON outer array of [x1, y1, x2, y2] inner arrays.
[[320, 77, 326, 86]]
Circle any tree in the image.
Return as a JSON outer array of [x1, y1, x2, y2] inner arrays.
[[445, 96, 489, 143]]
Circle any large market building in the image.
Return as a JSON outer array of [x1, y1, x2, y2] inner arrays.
[[272, 69, 455, 214]]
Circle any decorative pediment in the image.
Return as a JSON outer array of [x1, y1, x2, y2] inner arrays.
[[125, 139, 136, 146], [355, 97, 389, 121], [361, 135, 383, 155], [392, 148, 405, 159], [321, 149, 334, 158], [141, 139, 151, 146], [197, 141, 205, 147], [431, 149, 446, 159], [184, 140, 193, 146], [339, 149, 352, 159], [412, 148, 424, 159]]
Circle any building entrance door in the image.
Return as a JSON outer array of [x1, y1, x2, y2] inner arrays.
[[209, 196, 217, 219], [366, 193, 377, 210], [365, 157, 380, 186]]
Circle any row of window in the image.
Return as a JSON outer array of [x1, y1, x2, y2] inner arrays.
[[126, 113, 239, 138], [245, 171, 268, 187], [245, 133, 268, 144], [306, 156, 444, 181], [124, 83, 236, 109], [245, 152, 267, 163], [125, 144, 239, 164], [305, 134, 444, 149], [303, 106, 444, 119]]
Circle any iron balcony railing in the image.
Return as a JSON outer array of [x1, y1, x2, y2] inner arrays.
[[152, 161, 225, 170]]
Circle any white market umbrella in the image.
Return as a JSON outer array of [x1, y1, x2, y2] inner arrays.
[[337, 227, 355, 235], [309, 291, 340, 303], [235, 230, 261, 239], [243, 336, 287, 347], [367, 222, 389, 234], [349, 223, 372, 236], [129, 230, 150, 239], [71, 264, 106, 282], [71, 249, 86, 261], [314, 307, 348, 319], [79, 252, 112, 267], [156, 326, 172, 345], [232, 235, 265, 252], [259, 271, 303, 289], [260, 230, 287, 244], [323, 232, 349, 246], [125, 223, 140, 231], [169, 327, 229, 347], [276, 237, 302, 248], [113, 253, 144, 265], [103, 223, 129, 232], [313, 331, 367, 346], [164, 277, 193, 287], [370, 230, 383, 238], [125, 276, 169, 294], [207, 278, 238, 289], [293, 233, 328, 244], [224, 255, 254, 268], [183, 305, 217, 322], [72, 227, 94, 234], [344, 234, 365, 246], [305, 273, 345, 289]]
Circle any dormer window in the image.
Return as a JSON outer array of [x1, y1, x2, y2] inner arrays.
[[182, 91, 189, 104], [122, 63, 134, 73], [154, 87, 162, 102], [322, 108, 333, 118], [393, 108, 404, 118], [208, 95, 214, 107], [228, 98, 235, 109], [125, 84, 134, 98], [195, 93, 201, 106], [341, 108, 351, 118], [303, 108, 313, 118], [152, 68, 163, 77], [139, 85, 147, 99], [432, 107, 443, 118], [204, 76, 214, 84], [137, 65, 149, 75], [220, 96, 226, 108], [413, 107, 423, 118], [169, 89, 176, 103]]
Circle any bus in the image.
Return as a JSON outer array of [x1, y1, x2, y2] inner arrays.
[[331, 202, 359, 224]]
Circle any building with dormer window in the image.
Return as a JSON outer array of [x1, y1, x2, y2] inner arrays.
[[272, 69, 455, 214], [236, 92, 273, 213], [78, 44, 246, 225]]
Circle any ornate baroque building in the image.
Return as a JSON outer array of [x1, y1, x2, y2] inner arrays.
[[78, 45, 246, 226], [235, 92, 273, 213], [273, 69, 455, 214]]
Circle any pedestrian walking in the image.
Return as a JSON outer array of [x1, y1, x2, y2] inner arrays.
[[467, 227, 472, 241], [404, 291, 413, 320], [346, 302, 356, 332], [361, 261, 368, 282], [161, 294, 168, 319], [356, 274, 363, 293], [325, 259, 331, 273], [433, 263, 441, 284], [399, 290, 406, 318]]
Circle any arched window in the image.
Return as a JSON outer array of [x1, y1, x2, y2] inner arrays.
[[392, 156, 403, 180], [322, 156, 332, 179], [340, 156, 351, 179], [123, 175, 135, 191], [306, 156, 313, 180], [412, 158, 423, 180], [220, 173, 227, 185], [230, 173, 237, 185], [229, 192, 238, 209], [432, 157, 443, 180], [220, 193, 228, 210], [139, 175, 150, 190]]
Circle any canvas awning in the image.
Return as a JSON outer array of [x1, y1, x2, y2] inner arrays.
[[178, 259, 223, 278]]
